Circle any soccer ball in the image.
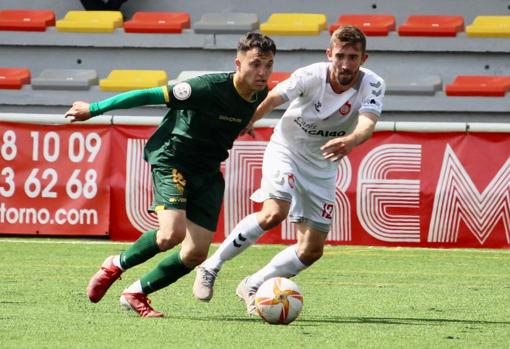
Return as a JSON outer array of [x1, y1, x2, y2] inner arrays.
[[255, 277, 303, 325]]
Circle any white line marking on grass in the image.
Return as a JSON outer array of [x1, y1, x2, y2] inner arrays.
[[0, 238, 131, 246]]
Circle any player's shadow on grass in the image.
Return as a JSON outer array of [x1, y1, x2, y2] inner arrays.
[[297, 316, 510, 327]]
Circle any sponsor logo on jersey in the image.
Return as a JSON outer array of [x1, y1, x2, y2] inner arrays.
[[339, 101, 352, 116], [168, 196, 187, 203], [294, 117, 346, 137], [314, 101, 322, 112], [172, 82, 192, 101], [219, 115, 243, 123]]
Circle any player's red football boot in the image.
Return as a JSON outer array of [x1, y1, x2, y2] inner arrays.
[[120, 292, 164, 317], [87, 255, 123, 303]]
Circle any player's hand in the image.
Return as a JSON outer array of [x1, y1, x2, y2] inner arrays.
[[64, 101, 92, 122], [320, 136, 356, 162], [239, 121, 256, 138]]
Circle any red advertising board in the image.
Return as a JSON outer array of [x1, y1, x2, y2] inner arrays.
[[1, 120, 509, 249], [0, 122, 110, 235]]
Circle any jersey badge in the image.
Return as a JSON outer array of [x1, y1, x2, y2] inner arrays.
[[173, 82, 192, 101], [339, 101, 352, 116]]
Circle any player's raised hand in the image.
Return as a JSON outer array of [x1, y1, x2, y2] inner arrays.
[[320, 136, 356, 162], [239, 120, 256, 138], [65, 101, 92, 122]]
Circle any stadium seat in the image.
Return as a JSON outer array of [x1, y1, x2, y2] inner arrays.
[[445, 75, 510, 96], [31, 69, 98, 90], [193, 13, 259, 34], [328, 14, 396, 36], [465, 16, 510, 37], [268, 72, 291, 90], [99, 70, 168, 92], [384, 74, 442, 95], [260, 13, 327, 36], [56, 11, 123, 32], [0, 67, 31, 89], [0, 9, 55, 31], [124, 12, 190, 33], [398, 15, 464, 37]]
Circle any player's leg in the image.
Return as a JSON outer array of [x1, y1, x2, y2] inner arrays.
[[121, 171, 223, 317], [195, 144, 297, 301], [87, 166, 188, 303], [238, 224, 326, 314], [194, 198, 290, 301], [120, 220, 215, 317]]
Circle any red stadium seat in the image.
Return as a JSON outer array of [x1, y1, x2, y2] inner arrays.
[[329, 14, 396, 36], [0, 9, 55, 31], [124, 12, 190, 33], [398, 15, 464, 37], [268, 72, 291, 90], [445, 76, 510, 97], [0, 68, 31, 89]]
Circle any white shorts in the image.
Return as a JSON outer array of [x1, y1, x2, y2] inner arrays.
[[250, 142, 336, 233]]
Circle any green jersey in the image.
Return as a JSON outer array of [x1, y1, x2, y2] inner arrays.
[[90, 72, 268, 173], [146, 73, 267, 173]]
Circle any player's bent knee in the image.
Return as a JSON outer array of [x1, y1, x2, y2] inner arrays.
[[156, 229, 186, 251], [258, 209, 287, 229], [180, 250, 208, 268], [297, 248, 323, 266]]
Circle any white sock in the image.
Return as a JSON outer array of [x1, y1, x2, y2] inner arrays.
[[246, 245, 308, 290], [202, 213, 264, 271], [113, 255, 125, 271], [124, 280, 144, 294]]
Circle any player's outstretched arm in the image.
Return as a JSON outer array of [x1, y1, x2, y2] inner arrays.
[[321, 113, 378, 162], [65, 101, 92, 122], [64, 86, 169, 122], [240, 90, 286, 137]]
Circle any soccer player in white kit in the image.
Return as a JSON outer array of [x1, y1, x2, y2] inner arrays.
[[193, 25, 385, 314]]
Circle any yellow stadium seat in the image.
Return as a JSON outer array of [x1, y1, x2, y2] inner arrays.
[[260, 13, 327, 35], [56, 11, 123, 33], [99, 70, 168, 92], [466, 16, 510, 37]]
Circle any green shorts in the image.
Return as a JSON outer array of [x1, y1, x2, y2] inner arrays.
[[149, 166, 225, 232]]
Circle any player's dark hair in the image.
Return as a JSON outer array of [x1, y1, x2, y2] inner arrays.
[[237, 32, 276, 55], [330, 25, 366, 53]]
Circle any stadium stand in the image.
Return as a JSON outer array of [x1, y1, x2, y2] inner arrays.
[[329, 14, 396, 36], [465, 16, 510, 37], [0, 0, 508, 122], [31, 68, 98, 90], [398, 15, 464, 37], [99, 70, 168, 91], [260, 13, 327, 35], [193, 13, 259, 34], [124, 12, 190, 34], [56, 10, 123, 32], [0, 9, 55, 31], [445, 75, 510, 97], [384, 74, 442, 96], [0, 67, 31, 89]]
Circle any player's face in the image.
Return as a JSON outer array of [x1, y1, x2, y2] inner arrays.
[[327, 41, 367, 87], [236, 48, 274, 91]]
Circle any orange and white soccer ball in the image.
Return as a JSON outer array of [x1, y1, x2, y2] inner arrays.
[[255, 277, 303, 325]]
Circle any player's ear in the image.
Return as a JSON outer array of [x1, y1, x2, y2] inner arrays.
[[361, 53, 368, 64], [326, 47, 333, 62], [235, 55, 242, 72]]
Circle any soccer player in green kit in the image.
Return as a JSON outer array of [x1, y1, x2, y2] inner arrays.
[[64, 32, 276, 317]]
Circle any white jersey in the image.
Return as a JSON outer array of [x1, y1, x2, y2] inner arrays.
[[270, 63, 385, 174]]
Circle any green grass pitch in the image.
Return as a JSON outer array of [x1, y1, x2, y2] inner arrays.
[[1, 238, 509, 348]]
